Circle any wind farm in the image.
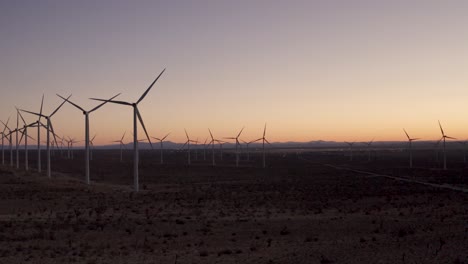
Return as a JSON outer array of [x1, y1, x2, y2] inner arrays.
[[0, 1, 467, 264]]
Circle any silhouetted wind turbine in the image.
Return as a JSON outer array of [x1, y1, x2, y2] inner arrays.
[[89, 134, 96, 161], [58, 93, 119, 184], [208, 129, 217, 166], [1, 119, 14, 166], [151, 133, 170, 164], [438, 121, 455, 170], [345, 141, 355, 161], [255, 124, 270, 168], [403, 129, 420, 169], [91, 69, 165, 192], [112, 132, 127, 162], [363, 138, 374, 162], [17, 110, 36, 171], [181, 129, 196, 165], [242, 139, 260, 161], [202, 138, 208, 161], [225, 127, 244, 167], [1, 117, 10, 165], [21, 95, 70, 178]]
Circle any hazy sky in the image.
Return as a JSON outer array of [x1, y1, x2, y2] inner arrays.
[[1, 0, 468, 145]]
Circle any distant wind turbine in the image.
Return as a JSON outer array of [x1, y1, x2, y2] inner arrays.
[[363, 138, 374, 162], [21, 95, 70, 178], [345, 141, 355, 161], [255, 124, 270, 168], [89, 134, 96, 161], [403, 129, 420, 169], [151, 133, 170, 164], [181, 129, 196, 165], [57, 93, 119, 184], [438, 121, 455, 170], [208, 129, 217, 166], [1, 117, 10, 165], [242, 139, 260, 161], [112, 132, 127, 162], [91, 69, 165, 192], [225, 127, 244, 167], [17, 110, 36, 171]]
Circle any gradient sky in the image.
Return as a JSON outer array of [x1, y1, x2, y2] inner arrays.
[[1, 0, 468, 145]]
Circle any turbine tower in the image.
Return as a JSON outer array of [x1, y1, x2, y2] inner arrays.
[[344, 141, 355, 161], [403, 129, 420, 169], [208, 129, 217, 166], [91, 69, 165, 192], [57, 93, 119, 184], [21, 95, 70, 178], [225, 127, 244, 167], [17, 110, 36, 171], [181, 129, 196, 165], [255, 124, 270, 168], [363, 138, 374, 162], [1, 117, 10, 165], [151, 133, 170, 164], [438, 121, 455, 170], [112, 132, 127, 162]]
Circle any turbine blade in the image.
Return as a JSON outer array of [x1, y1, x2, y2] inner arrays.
[[50, 94, 71, 117], [403, 128, 410, 140], [48, 120, 60, 148], [121, 131, 126, 141], [90, 98, 132, 106], [20, 109, 43, 118], [446, 136, 456, 140], [39, 94, 44, 122], [208, 128, 214, 140], [16, 108, 26, 125], [237, 127, 245, 138], [162, 133, 170, 141], [89, 93, 121, 113], [136, 107, 152, 149], [184, 129, 189, 140], [438, 120, 445, 136], [263, 123, 267, 138], [137, 68, 166, 104], [57, 94, 85, 112]]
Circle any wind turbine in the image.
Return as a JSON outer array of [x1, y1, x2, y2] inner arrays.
[[151, 133, 170, 164], [57, 93, 119, 184], [91, 69, 165, 192], [1, 120, 14, 167], [21, 95, 70, 178], [17, 110, 36, 171], [215, 140, 228, 161], [255, 124, 270, 168], [438, 121, 455, 170], [112, 132, 127, 162], [67, 137, 81, 160], [403, 129, 420, 169], [181, 129, 196, 165], [202, 138, 208, 161], [89, 134, 96, 161], [344, 141, 355, 161], [242, 139, 260, 161], [208, 129, 217, 166], [1, 117, 10, 165], [363, 138, 374, 162], [224, 127, 244, 167]]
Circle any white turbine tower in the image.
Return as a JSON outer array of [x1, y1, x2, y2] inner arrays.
[[438, 121, 455, 170], [403, 129, 420, 169], [91, 69, 165, 192], [151, 133, 170, 164], [345, 141, 355, 161], [112, 132, 127, 162], [57, 93, 119, 184], [21, 95, 70, 178], [224, 127, 244, 167], [254, 124, 270, 168], [1, 120, 14, 167]]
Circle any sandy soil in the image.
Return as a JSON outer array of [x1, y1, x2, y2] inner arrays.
[[0, 154, 467, 264]]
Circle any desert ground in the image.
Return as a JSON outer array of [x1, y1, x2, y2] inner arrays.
[[0, 148, 467, 263]]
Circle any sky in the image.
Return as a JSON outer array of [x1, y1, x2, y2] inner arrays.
[[1, 0, 468, 145]]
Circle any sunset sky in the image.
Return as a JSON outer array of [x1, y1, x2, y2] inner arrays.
[[1, 1, 468, 145]]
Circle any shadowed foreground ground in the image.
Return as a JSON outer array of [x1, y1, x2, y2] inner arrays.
[[0, 162, 466, 264]]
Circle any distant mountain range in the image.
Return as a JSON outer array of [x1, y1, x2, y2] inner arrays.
[[89, 140, 465, 150]]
